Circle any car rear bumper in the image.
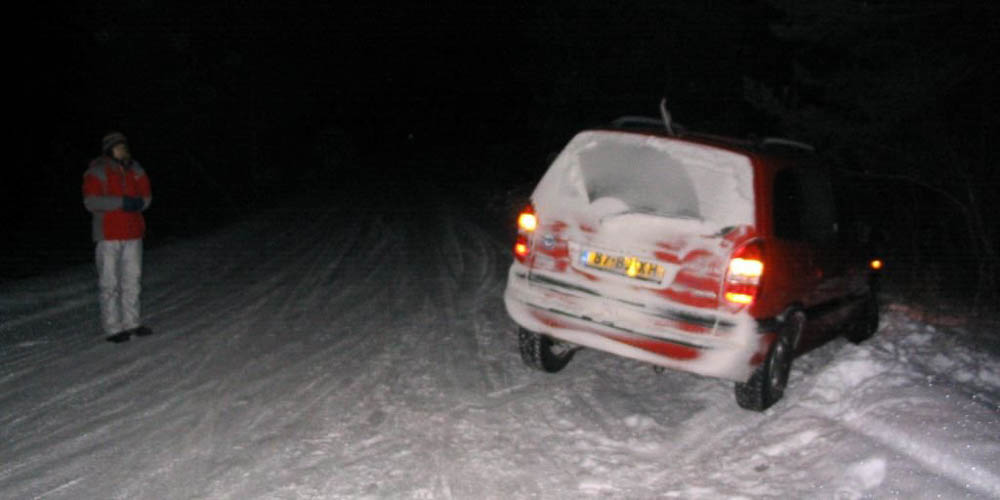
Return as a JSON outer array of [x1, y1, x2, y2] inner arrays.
[[504, 266, 771, 382]]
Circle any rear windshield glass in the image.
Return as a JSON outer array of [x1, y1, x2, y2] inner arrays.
[[579, 140, 701, 219], [534, 131, 755, 230]]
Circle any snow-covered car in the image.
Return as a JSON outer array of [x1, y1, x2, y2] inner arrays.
[[503, 121, 880, 411]]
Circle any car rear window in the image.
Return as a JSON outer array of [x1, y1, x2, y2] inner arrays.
[[579, 140, 702, 219], [534, 131, 755, 230]]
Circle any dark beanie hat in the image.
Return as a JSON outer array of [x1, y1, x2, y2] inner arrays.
[[102, 131, 128, 153]]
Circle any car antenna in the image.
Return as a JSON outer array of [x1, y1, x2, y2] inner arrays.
[[659, 97, 675, 136]]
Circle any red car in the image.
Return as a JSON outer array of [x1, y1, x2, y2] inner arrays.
[[503, 121, 879, 411]]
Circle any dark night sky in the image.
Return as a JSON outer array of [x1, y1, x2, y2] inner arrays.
[[23, 2, 781, 157], [10, 1, 1000, 295], [15, 2, 784, 237]]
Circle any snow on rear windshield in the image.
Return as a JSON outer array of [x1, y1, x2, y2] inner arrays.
[[534, 131, 755, 229], [579, 140, 701, 219]]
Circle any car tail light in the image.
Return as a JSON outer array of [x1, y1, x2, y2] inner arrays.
[[724, 240, 764, 306], [514, 205, 537, 262], [514, 234, 530, 258], [517, 206, 538, 232]]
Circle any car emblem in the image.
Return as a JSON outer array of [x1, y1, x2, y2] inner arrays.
[[542, 233, 556, 249]]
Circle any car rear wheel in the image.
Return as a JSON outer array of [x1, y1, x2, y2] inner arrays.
[[518, 328, 576, 373], [845, 292, 879, 344], [735, 310, 804, 411]]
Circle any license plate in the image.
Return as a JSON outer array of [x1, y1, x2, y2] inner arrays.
[[582, 251, 665, 282]]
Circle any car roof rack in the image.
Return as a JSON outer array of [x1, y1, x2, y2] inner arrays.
[[610, 116, 689, 134], [611, 98, 684, 135], [610, 100, 816, 155], [611, 116, 666, 129], [759, 137, 815, 153]]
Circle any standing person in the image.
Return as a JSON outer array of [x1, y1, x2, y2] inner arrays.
[[82, 131, 153, 343]]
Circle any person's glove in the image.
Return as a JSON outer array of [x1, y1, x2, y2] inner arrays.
[[122, 196, 145, 212]]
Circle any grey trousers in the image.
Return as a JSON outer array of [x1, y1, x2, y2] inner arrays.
[[95, 239, 143, 335]]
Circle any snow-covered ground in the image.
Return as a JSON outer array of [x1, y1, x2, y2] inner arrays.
[[2, 177, 998, 499]]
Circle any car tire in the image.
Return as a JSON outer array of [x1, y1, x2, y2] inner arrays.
[[735, 310, 804, 411], [518, 328, 575, 373], [845, 293, 879, 344]]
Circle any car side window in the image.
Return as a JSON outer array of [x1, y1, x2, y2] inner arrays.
[[773, 169, 803, 240], [773, 168, 838, 243]]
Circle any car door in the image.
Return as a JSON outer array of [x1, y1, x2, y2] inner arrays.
[[772, 166, 846, 347]]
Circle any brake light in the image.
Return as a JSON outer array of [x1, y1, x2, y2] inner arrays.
[[725, 241, 764, 306], [514, 234, 530, 259], [514, 205, 537, 262], [517, 206, 537, 232]]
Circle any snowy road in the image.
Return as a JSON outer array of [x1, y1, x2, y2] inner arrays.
[[2, 175, 999, 499]]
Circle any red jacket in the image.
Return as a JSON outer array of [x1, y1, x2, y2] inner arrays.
[[82, 156, 152, 241]]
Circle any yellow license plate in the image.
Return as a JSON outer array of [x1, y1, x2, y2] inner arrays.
[[583, 251, 665, 282]]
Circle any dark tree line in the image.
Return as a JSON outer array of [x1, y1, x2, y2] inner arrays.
[[744, 0, 999, 310]]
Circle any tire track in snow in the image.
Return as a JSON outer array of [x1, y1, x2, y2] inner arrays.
[[137, 206, 386, 410], [113, 208, 363, 417], [837, 405, 1000, 498], [258, 183, 529, 497], [0, 202, 391, 499], [414, 193, 515, 400], [0, 216, 296, 377], [0, 270, 109, 379], [146, 207, 352, 330], [134, 199, 421, 492]]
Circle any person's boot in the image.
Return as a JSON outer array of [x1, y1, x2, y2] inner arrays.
[[105, 330, 132, 343], [132, 325, 153, 337]]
